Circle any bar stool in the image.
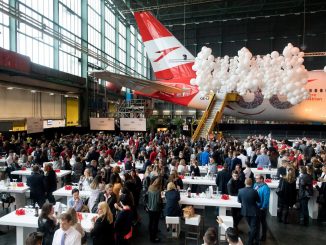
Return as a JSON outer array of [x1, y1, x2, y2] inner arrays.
[[165, 216, 181, 238], [218, 215, 233, 241], [184, 214, 201, 245]]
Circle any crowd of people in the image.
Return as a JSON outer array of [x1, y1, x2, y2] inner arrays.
[[0, 131, 325, 245]]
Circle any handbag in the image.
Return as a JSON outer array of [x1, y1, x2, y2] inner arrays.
[[182, 206, 195, 219], [1, 192, 15, 209], [276, 179, 284, 197]]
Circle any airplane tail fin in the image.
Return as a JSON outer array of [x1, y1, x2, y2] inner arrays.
[[134, 11, 195, 82]]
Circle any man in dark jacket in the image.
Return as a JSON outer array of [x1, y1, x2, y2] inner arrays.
[[277, 160, 288, 179], [44, 163, 57, 204], [215, 163, 231, 194], [238, 178, 260, 245], [27, 165, 46, 207], [227, 170, 243, 230]]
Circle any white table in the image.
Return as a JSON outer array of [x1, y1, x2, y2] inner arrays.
[[11, 169, 71, 188], [251, 168, 277, 176], [53, 186, 91, 204], [265, 180, 320, 219], [110, 161, 143, 170], [187, 165, 209, 175], [179, 193, 241, 216], [0, 209, 97, 245], [182, 176, 216, 186], [0, 183, 29, 211]]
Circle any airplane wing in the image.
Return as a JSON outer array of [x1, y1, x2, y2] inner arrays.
[[91, 70, 184, 94]]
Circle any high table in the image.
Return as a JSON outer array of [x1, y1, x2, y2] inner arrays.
[[251, 168, 277, 177], [0, 183, 29, 211], [110, 161, 143, 170], [53, 186, 91, 204], [265, 180, 321, 219], [11, 169, 71, 189], [179, 192, 241, 216], [0, 209, 97, 245], [182, 176, 216, 186]]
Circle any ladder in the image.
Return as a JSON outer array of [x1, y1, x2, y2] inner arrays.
[[192, 92, 236, 141]]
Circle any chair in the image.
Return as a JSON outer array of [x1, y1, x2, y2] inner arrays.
[[194, 205, 205, 232], [165, 216, 181, 238], [218, 215, 233, 241], [184, 214, 201, 245]]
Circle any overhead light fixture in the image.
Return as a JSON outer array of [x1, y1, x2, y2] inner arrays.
[[49, 93, 54, 96], [265, 16, 270, 18], [208, 21, 213, 23], [236, 18, 241, 21], [7, 87, 13, 90], [31, 90, 36, 93], [280, 14, 285, 16], [64, 95, 69, 98], [250, 17, 256, 19]]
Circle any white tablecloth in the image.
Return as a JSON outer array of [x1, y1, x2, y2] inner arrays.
[[182, 176, 216, 186], [11, 169, 71, 188], [0, 183, 30, 210], [0, 209, 97, 245]]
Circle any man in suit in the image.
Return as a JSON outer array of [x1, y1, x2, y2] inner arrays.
[[27, 165, 45, 207], [215, 163, 231, 194], [238, 178, 260, 245]]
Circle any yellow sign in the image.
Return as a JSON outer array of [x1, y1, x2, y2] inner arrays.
[[66, 98, 79, 126], [12, 121, 26, 131]]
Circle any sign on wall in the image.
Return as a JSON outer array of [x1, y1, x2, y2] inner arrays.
[[43, 119, 65, 129], [90, 118, 115, 130], [26, 118, 43, 134], [120, 118, 146, 131]]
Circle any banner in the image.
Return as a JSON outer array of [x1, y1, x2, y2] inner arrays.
[[66, 98, 79, 126], [90, 118, 115, 130], [43, 119, 65, 129], [120, 118, 146, 131], [26, 118, 43, 134]]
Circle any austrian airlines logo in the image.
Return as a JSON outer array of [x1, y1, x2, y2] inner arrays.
[[153, 47, 179, 62]]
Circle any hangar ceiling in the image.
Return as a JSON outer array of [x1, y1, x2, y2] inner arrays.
[[113, 0, 326, 70]]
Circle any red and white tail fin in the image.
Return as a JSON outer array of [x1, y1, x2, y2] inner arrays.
[[134, 11, 195, 82]]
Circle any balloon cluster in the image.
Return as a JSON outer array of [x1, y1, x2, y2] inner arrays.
[[190, 43, 310, 105]]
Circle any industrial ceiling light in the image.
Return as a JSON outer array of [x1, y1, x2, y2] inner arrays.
[[31, 90, 36, 93], [7, 87, 13, 90], [64, 95, 69, 97], [49, 93, 54, 96]]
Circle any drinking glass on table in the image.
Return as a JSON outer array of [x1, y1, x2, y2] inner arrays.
[[12, 179, 17, 188]]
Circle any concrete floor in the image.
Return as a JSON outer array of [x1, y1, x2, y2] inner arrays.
[[0, 205, 325, 245]]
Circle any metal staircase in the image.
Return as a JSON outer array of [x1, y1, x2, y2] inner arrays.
[[192, 92, 238, 141]]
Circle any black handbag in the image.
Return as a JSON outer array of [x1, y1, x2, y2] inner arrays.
[[1, 192, 15, 209], [276, 179, 284, 196]]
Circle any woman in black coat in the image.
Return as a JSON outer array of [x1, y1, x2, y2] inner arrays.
[[277, 168, 297, 223], [298, 166, 313, 225], [44, 163, 57, 204], [164, 182, 181, 217], [91, 201, 115, 245], [37, 203, 58, 245]]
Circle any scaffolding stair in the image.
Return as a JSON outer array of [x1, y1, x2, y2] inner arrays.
[[192, 92, 235, 141]]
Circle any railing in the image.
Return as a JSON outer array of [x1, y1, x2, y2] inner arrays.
[[207, 93, 228, 135], [192, 93, 216, 141]]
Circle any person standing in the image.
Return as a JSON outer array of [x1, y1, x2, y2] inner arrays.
[[27, 165, 46, 207], [216, 163, 231, 194], [255, 149, 271, 169], [44, 163, 57, 204], [277, 168, 297, 223], [90, 201, 115, 245], [146, 177, 162, 243], [253, 175, 270, 241], [227, 170, 243, 230], [238, 178, 260, 245], [52, 213, 81, 245], [298, 166, 313, 226], [37, 203, 57, 245]]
